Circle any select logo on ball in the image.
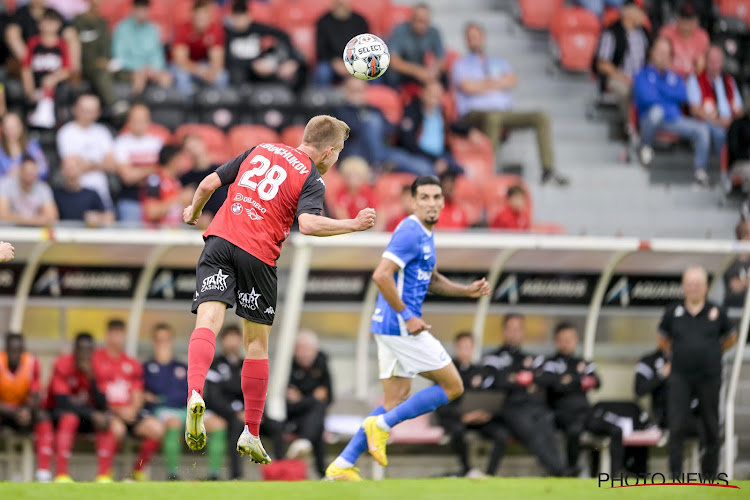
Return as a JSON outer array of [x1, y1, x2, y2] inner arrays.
[[343, 33, 390, 81]]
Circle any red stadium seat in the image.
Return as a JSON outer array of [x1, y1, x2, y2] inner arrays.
[[449, 131, 494, 159], [277, 0, 330, 29], [351, 0, 392, 36], [174, 124, 230, 164], [227, 125, 280, 157], [452, 176, 483, 226], [288, 24, 317, 65], [223, 1, 278, 27], [281, 125, 306, 147], [322, 168, 345, 206], [383, 4, 413, 36], [365, 84, 403, 124], [718, 0, 750, 25], [450, 131, 495, 181], [517, 0, 565, 30], [99, 0, 131, 30], [376, 172, 416, 205], [550, 8, 601, 72], [119, 123, 174, 145], [482, 174, 533, 221], [628, 103, 681, 147]]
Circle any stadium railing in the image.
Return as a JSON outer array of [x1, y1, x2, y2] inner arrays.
[[1, 227, 749, 478]]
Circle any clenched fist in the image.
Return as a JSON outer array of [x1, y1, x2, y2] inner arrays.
[[0, 241, 14, 262], [353, 207, 376, 231]]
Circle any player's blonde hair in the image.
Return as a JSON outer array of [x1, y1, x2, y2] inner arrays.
[[302, 115, 350, 151]]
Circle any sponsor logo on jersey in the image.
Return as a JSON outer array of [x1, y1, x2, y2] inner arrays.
[[246, 208, 264, 220], [264, 306, 275, 316], [238, 287, 261, 311], [201, 269, 228, 293], [417, 269, 432, 281], [231, 203, 243, 214], [233, 193, 267, 213]]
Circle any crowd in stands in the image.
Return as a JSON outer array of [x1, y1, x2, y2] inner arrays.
[[0, 0, 576, 234], [0, 321, 335, 481]]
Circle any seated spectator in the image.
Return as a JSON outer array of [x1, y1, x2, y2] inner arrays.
[[285, 329, 333, 478], [482, 314, 567, 476], [397, 80, 465, 176], [729, 103, 750, 206], [575, 0, 625, 18], [490, 185, 530, 231], [53, 156, 113, 226], [171, 0, 228, 99], [0, 155, 58, 226], [593, 0, 650, 130], [92, 319, 165, 481], [143, 145, 192, 228], [47, 332, 118, 483], [57, 94, 116, 208], [72, 0, 116, 112], [0, 332, 53, 483], [225, 0, 304, 90], [328, 156, 383, 231], [143, 323, 227, 481], [540, 322, 623, 475], [634, 38, 711, 186], [205, 325, 284, 480], [436, 332, 509, 477], [0, 111, 48, 178], [453, 23, 568, 186], [387, 3, 446, 96], [179, 133, 228, 226], [21, 8, 70, 129], [658, 2, 709, 78], [4, 0, 80, 75], [114, 104, 163, 223], [687, 46, 743, 166], [435, 171, 469, 230], [385, 184, 413, 232], [111, 0, 172, 96], [314, 0, 369, 85], [723, 221, 750, 309]]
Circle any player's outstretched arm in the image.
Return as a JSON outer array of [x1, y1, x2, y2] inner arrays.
[[298, 207, 376, 237], [429, 271, 491, 298], [184, 173, 222, 226]]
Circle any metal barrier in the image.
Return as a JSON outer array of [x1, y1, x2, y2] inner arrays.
[[1, 227, 748, 477]]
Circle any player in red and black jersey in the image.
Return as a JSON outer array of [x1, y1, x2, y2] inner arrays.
[[182, 115, 376, 463], [46, 332, 120, 482], [20, 9, 70, 112]]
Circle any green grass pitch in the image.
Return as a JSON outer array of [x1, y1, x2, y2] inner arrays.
[[3, 478, 748, 500]]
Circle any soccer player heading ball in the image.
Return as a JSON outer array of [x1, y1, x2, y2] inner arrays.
[[182, 115, 376, 464], [326, 176, 491, 480]]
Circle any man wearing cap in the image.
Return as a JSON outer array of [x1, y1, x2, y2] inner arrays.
[[658, 2, 710, 78]]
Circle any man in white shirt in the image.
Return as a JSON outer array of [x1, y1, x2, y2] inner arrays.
[[113, 104, 163, 223], [57, 94, 115, 209]]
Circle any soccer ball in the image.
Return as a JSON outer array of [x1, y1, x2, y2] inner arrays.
[[343, 33, 390, 81]]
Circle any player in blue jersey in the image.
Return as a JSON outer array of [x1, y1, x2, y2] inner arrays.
[[143, 323, 227, 480], [325, 175, 491, 480]]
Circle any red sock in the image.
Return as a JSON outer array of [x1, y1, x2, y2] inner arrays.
[[241, 358, 269, 435], [34, 419, 54, 472], [54, 414, 80, 475], [133, 438, 161, 472], [187, 327, 216, 399], [95, 430, 118, 476]]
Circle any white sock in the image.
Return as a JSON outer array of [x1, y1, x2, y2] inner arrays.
[[333, 456, 354, 469], [376, 415, 391, 431]]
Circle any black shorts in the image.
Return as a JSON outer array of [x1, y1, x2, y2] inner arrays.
[[51, 410, 96, 433], [192, 236, 278, 325]]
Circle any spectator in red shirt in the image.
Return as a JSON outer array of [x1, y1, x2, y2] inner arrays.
[[436, 171, 469, 231], [328, 156, 383, 230], [171, 0, 228, 99], [658, 3, 709, 78], [93, 319, 165, 481], [21, 9, 70, 129], [490, 184, 531, 231], [0, 332, 54, 482], [143, 145, 193, 228], [47, 332, 118, 483], [385, 184, 414, 232]]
